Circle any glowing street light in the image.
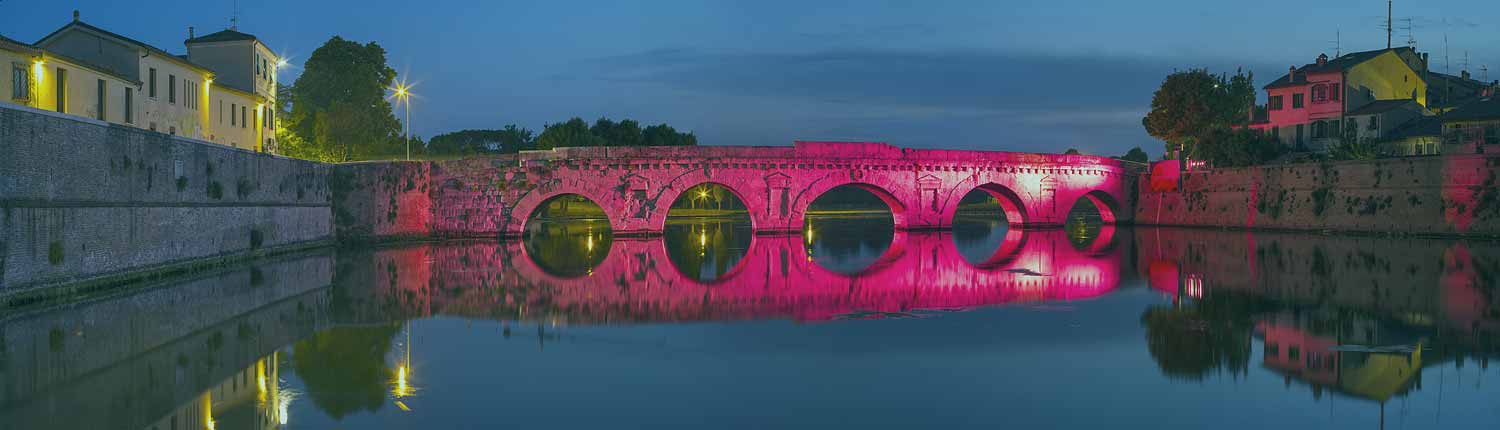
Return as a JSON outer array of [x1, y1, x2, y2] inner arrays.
[[388, 80, 415, 161]]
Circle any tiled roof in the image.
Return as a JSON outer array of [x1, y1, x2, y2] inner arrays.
[[185, 29, 257, 44], [1264, 48, 1411, 89], [1346, 99, 1421, 116], [1386, 116, 1440, 140], [1444, 97, 1500, 122], [0, 33, 35, 51], [36, 20, 212, 73]]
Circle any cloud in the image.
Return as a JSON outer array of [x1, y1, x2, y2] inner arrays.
[[589, 48, 1171, 114]]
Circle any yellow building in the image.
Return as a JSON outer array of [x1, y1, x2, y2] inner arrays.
[[3, 34, 138, 125], [4, 11, 281, 153]]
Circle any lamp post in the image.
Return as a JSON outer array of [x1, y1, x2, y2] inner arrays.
[[392, 84, 411, 161]]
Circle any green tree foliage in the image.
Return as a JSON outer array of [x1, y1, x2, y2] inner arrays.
[[282, 37, 403, 162], [1194, 127, 1285, 167], [426, 126, 536, 155], [1118, 147, 1150, 164], [291, 324, 402, 419], [535, 117, 697, 150], [1063, 148, 1081, 155], [535, 118, 605, 150], [1143, 68, 1257, 158]]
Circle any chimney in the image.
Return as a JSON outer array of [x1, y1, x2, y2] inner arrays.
[[1289, 65, 1297, 82], [1317, 54, 1328, 66], [189, 26, 195, 39], [1422, 53, 1430, 70], [72, 10, 79, 22], [1462, 70, 1471, 80]]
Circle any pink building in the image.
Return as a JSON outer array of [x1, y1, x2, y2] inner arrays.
[[1250, 47, 1430, 152]]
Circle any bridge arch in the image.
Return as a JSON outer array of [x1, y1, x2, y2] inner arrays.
[[1077, 190, 1121, 224], [797, 182, 909, 231], [957, 183, 1029, 226], [519, 193, 614, 278], [658, 181, 758, 231]]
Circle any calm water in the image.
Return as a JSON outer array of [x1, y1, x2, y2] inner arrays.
[[3, 216, 1499, 429]]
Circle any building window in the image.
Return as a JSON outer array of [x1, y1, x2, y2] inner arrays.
[[1368, 116, 1380, 131], [231, 103, 236, 126], [10, 63, 28, 101], [1311, 84, 1327, 103], [1269, 95, 1284, 110], [1295, 124, 1304, 146], [124, 87, 133, 123], [219, 100, 224, 123], [1312, 120, 1326, 138], [1292, 93, 1305, 109], [168, 74, 176, 104], [95, 79, 106, 120], [1331, 83, 1340, 101], [241, 106, 247, 129], [149, 68, 157, 98], [1331, 120, 1342, 138], [55, 67, 67, 113]]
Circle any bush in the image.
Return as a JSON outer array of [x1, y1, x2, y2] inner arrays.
[[207, 181, 224, 199], [47, 241, 64, 265]]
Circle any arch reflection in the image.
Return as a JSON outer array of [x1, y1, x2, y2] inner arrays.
[[523, 194, 612, 277]]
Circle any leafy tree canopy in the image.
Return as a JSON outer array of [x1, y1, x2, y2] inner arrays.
[[1063, 148, 1081, 155], [535, 117, 697, 150], [282, 36, 403, 162], [426, 126, 536, 155], [1118, 147, 1150, 164], [1142, 68, 1257, 158]]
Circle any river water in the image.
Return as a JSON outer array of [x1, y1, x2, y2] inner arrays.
[[2, 216, 1498, 429]]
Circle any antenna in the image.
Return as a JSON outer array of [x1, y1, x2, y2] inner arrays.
[[1386, 0, 1393, 49], [1481, 65, 1489, 82], [1329, 29, 1342, 58], [1400, 17, 1416, 48], [1461, 51, 1470, 75], [230, 0, 239, 30]]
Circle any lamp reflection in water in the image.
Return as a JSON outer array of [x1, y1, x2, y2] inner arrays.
[[391, 321, 419, 407]]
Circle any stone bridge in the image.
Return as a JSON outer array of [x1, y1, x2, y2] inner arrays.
[[337, 141, 1138, 240], [343, 227, 1126, 323]]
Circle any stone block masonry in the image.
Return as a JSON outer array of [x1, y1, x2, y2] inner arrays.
[[1136, 155, 1500, 236], [0, 103, 332, 295]]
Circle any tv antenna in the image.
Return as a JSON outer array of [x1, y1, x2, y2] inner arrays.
[[1400, 17, 1416, 48], [230, 0, 239, 30], [1384, 0, 1392, 49], [1329, 29, 1342, 57], [1481, 65, 1489, 82]]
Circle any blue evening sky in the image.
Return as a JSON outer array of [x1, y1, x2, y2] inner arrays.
[[2, 0, 1495, 156]]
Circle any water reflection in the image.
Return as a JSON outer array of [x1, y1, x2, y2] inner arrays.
[[803, 215, 897, 274], [6, 226, 1500, 429], [522, 219, 611, 277]]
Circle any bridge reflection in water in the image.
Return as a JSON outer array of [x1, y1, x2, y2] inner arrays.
[[354, 221, 1125, 324]]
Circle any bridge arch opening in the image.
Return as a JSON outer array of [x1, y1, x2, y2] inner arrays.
[[951, 184, 1029, 266], [522, 194, 613, 277], [1065, 191, 1120, 252], [664, 183, 754, 282], [804, 184, 900, 274]]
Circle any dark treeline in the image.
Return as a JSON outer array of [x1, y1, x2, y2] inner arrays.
[[425, 117, 697, 156]]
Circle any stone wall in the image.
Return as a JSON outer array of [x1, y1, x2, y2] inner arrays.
[[0, 104, 333, 294], [1135, 155, 1500, 235]]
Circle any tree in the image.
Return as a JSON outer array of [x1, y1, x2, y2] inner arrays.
[[426, 126, 535, 155], [1063, 148, 1081, 155], [535, 117, 605, 150], [1194, 127, 1285, 167], [591, 118, 644, 147], [643, 123, 697, 146], [1118, 147, 1150, 164], [1143, 68, 1256, 158], [291, 324, 402, 419], [283, 37, 403, 162]]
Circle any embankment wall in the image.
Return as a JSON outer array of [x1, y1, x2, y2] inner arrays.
[[0, 104, 332, 295]]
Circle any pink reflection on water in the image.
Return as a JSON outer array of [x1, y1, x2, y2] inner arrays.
[[364, 229, 1125, 324]]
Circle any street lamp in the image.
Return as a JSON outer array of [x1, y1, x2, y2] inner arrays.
[[389, 83, 413, 161]]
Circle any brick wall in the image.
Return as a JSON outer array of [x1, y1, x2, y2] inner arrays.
[[0, 103, 333, 292]]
